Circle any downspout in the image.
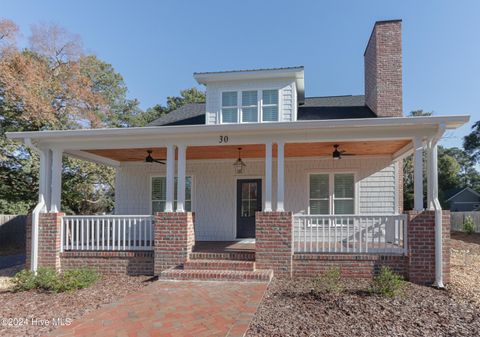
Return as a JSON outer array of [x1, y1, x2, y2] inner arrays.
[[24, 138, 47, 272], [431, 123, 446, 288]]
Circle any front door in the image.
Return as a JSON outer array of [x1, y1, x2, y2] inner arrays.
[[236, 179, 262, 238]]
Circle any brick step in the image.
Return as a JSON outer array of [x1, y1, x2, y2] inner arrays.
[[159, 267, 273, 282], [184, 259, 255, 271], [189, 251, 255, 261]]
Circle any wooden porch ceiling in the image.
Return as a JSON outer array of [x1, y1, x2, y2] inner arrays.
[[84, 140, 410, 162]]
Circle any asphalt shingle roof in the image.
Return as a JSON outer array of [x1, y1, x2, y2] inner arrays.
[[147, 95, 375, 126]]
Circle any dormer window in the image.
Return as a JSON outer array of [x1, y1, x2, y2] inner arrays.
[[221, 91, 238, 123], [241, 91, 258, 123], [221, 89, 280, 124], [262, 90, 279, 122]]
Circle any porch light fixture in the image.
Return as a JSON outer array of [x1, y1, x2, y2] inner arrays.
[[233, 147, 247, 174]]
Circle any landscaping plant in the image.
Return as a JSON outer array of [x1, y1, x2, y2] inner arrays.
[[463, 216, 475, 235], [12, 267, 99, 292], [371, 266, 405, 298], [312, 267, 344, 295]]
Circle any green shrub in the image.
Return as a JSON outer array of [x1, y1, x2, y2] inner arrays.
[[463, 216, 475, 235], [12, 267, 99, 293], [371, 267, 405, 298], [312, 267, 343, 295], [58, 267, 99, 292], [35, 267, 61, 291], [12, 269, 36, 292]]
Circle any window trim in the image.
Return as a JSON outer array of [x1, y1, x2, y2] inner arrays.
[[220, 88, 280, 124], [261, 89, 280, 122], [307, 170, 358, 215], [221, 91, 239, 124], [149, 174, 195, 214], [240, 90, 259, 123]]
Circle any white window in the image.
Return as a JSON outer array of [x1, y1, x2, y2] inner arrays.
[[241, 91, 258, 122], [221, 91, 238, 123], [309, 173, 355, 214], [262, 89, 279, 122], [151, 176, 192, 213]]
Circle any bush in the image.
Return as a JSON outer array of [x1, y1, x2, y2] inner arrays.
[[58, 267, 100, 292], [12, 269, 36, 292], [312, 267, 343, 295], [12, 267, 99, 293], [371, 267, 405, 298], [463, 216, 475, 235]]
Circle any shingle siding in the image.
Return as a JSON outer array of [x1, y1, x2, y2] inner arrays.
[[116, 157, 398, 241]]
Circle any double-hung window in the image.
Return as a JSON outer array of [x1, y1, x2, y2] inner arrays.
[[221, 92, 238, 123], [151, 176, 192, 213], [241, 91, 258, 122], [309, 173, 355, 214], [262, 89, 279, 122]]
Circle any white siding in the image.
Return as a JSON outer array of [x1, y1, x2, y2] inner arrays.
[[115, 156, 398, 241], [205, 78, 296, 124]]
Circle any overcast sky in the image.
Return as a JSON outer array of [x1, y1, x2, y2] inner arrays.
[[4, 0, 479, 148]]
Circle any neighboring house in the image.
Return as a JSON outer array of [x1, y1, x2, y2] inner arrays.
[[6, 20, 470, 287], [445, 187, 480, 211]]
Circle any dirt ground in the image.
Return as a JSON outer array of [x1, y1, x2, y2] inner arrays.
[[247, 232, 480, 337]]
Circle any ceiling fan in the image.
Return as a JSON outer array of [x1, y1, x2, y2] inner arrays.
[[332, 144, 355, 160], [145, 150, 165, 164]]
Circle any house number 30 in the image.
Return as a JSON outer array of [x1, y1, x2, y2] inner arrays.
[[219, 135, 229, 143]]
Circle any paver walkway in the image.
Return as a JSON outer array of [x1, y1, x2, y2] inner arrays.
[[48, 280, 268, 337]]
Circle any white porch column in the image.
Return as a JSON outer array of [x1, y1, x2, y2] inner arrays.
[[38, 150, 47, 204], [176, 144, 186, 212], [264, 141, 273, 212], [276, 141, 285, 211], [165, 144, 175, 212], [413, 136, 424, 211], [50, 148, 63, 213], [426, 140, 434, 210]]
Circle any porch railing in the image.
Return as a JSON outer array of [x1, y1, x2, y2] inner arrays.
[[62, 215, 154, 251], [293, 214, 408, 254]]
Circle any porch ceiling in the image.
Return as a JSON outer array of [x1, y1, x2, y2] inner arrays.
[[84, 140, 410, 162]]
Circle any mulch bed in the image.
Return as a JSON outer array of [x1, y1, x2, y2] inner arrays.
[[246, 278, 480, 337], [247, 233, 480, 337], [0, 271, 153, 337]]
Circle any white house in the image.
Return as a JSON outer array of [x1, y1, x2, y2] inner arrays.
[[6, 20, 470, 286]]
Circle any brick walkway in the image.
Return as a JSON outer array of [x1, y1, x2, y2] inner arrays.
[[48, 280, 268, 337]]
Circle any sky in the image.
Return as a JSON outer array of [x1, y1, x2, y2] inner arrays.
[[3, 0, 479, 148]]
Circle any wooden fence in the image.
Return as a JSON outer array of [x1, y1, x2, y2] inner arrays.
[[451, 212, 480, 233], [0, 214, 27, 247]]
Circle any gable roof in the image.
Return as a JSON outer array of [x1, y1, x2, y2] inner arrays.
[[445, 187, 480, 202], [147, 95, 375, 126]]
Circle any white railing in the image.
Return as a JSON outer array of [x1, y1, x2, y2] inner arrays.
[[62, 215, 154, 251], [293, 214, 407, 254]]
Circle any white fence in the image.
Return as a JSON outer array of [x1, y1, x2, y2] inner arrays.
[[62, 215, 154, 251], [293, 214, 408, 254]]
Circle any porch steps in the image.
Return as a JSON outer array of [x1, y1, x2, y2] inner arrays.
[[189, 251, 255, 261], [183, 259, 255, 271], [159, 267, 273, 282]]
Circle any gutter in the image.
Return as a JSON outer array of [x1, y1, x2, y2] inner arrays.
[[24, 138, 47, 272]]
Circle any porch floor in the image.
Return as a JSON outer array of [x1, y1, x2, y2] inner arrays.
[[193, 241, 255, 253]]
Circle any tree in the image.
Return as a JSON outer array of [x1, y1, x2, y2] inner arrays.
[[0, 19, 138, 214], [464, 120, 480, 163], [142, 88, 205, 125]]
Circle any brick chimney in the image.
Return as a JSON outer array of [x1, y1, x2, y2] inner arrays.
[[364, 20, 403, 117]]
